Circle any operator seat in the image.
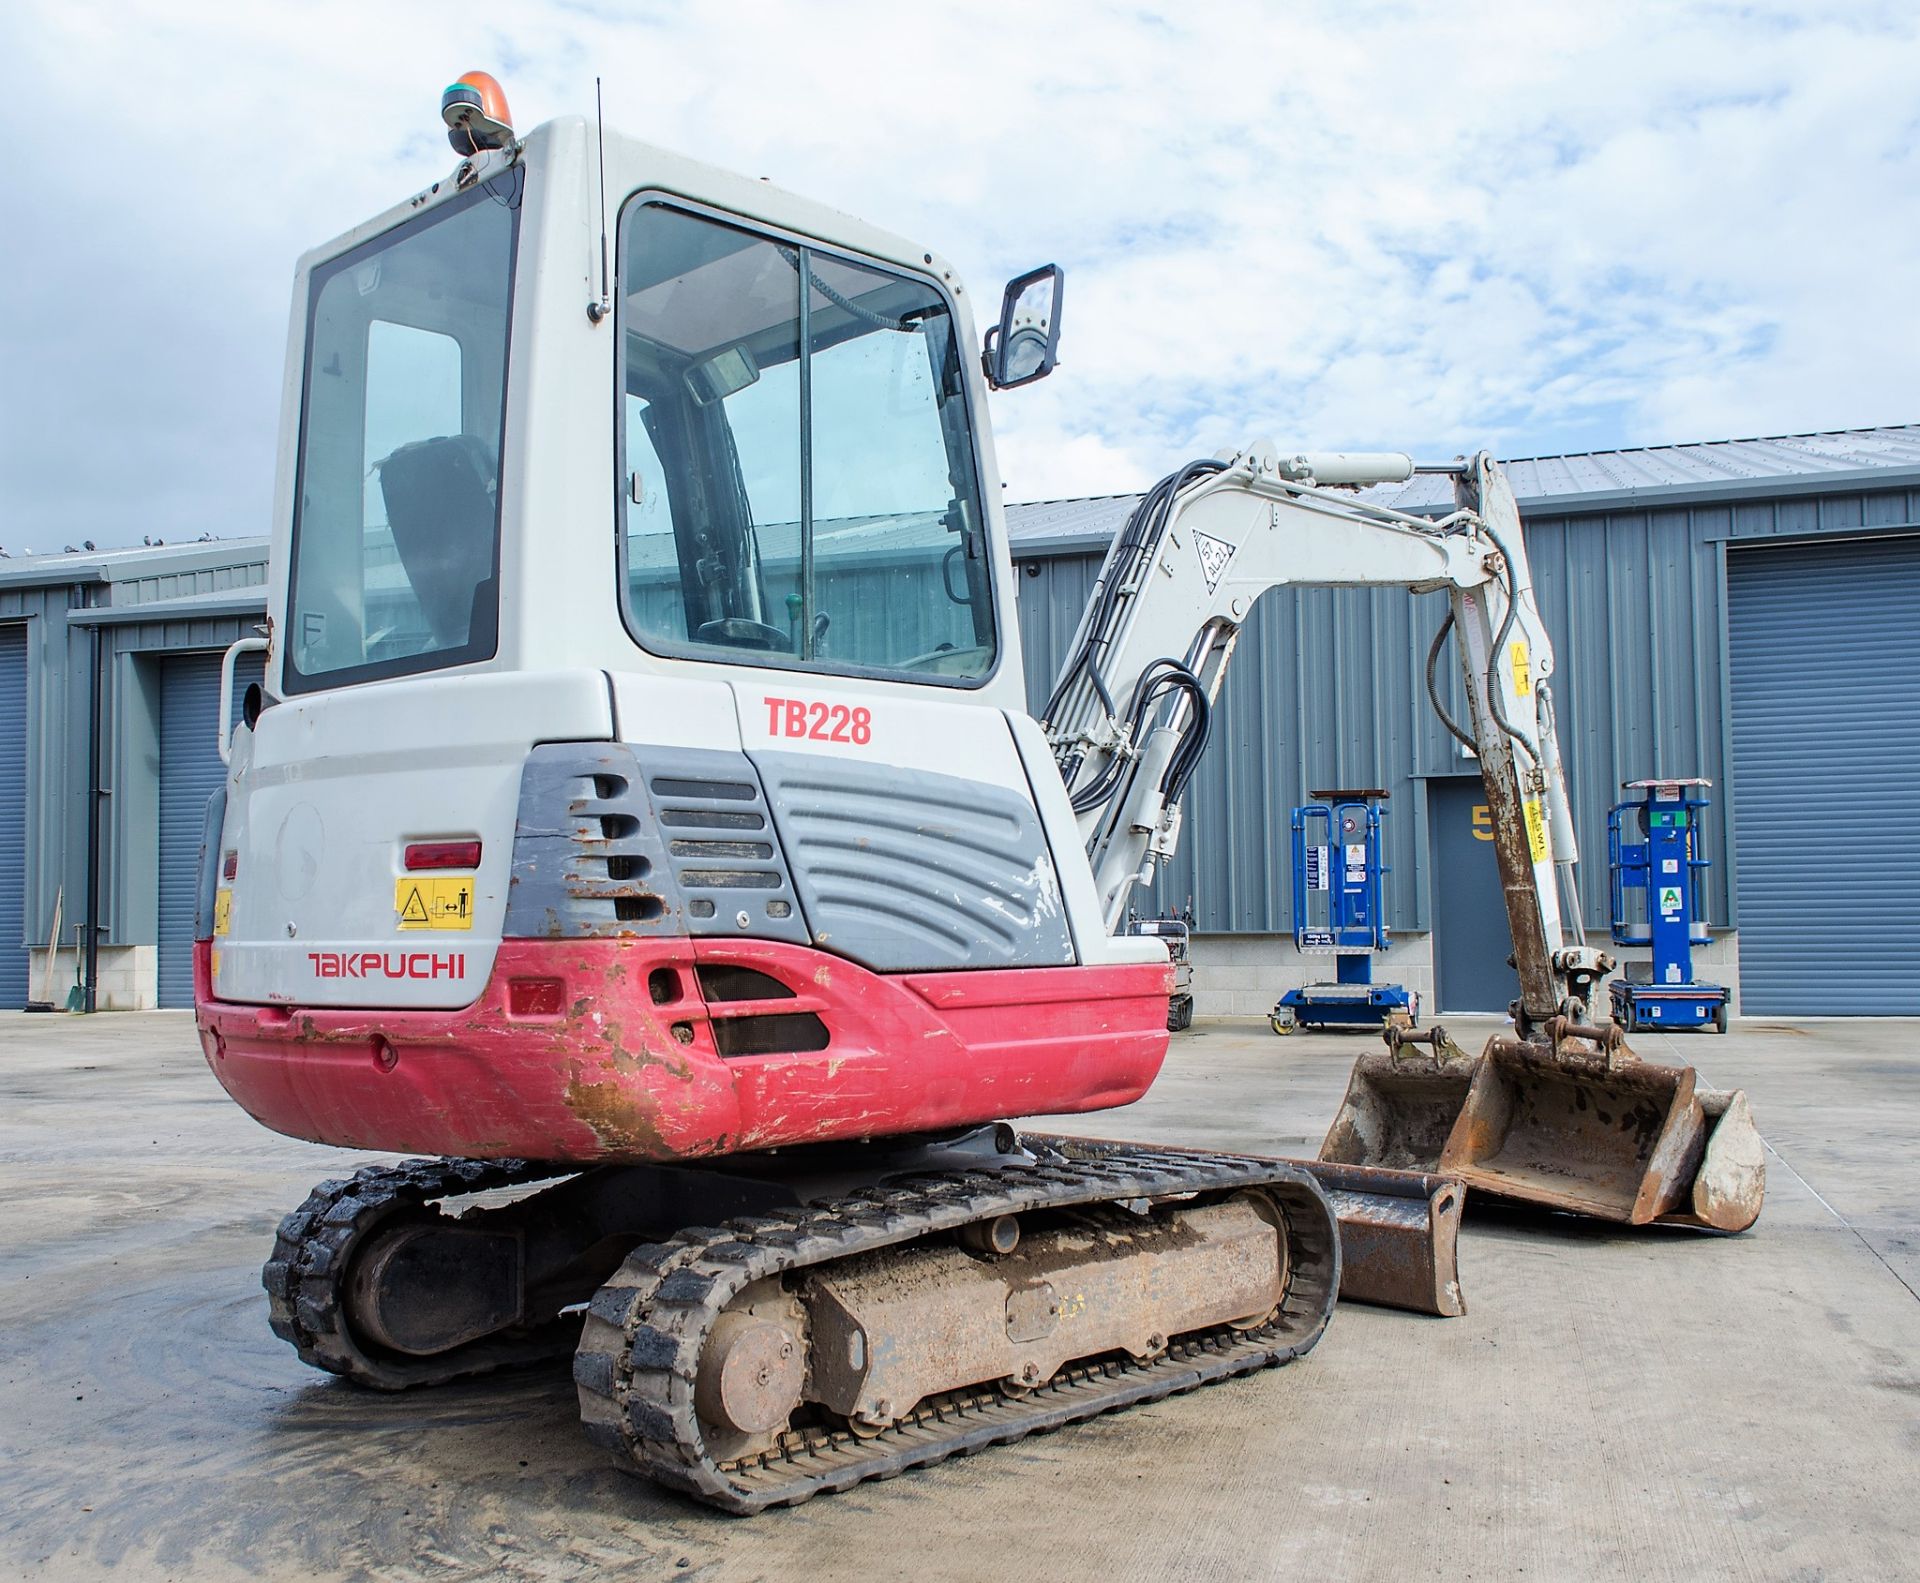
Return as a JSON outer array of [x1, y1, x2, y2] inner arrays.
[[374, 433, 500, 653]]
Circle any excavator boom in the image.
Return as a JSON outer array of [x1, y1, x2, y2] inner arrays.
[[1044, 445, 1764, 1231]]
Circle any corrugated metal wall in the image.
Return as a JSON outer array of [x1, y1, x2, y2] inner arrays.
[[105, 551, 268, 610], [0, 625, 28, 1006], [0, 546, 271, 993], [1011, 487, 1916, 937], [156, 650, 265, 1007], [0, 580, 95, 993], [1726, 535, 1920, 1013]]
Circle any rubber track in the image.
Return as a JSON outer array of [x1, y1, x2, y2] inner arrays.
[[262, 1156, 575, 1390], [572, 1139, 1340, 1513]]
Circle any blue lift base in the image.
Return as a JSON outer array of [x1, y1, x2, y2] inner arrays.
[[1273, 982, 1419, 1034], [1609, 978, 1729, 1034]]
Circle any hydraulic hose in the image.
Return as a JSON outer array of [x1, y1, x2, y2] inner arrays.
[[1477, 524, 1542, 764], [1424, 609, 1477, 752], [1044, 458, 1226, 731]]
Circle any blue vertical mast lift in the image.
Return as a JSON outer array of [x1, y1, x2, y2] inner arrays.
[[1271, 789, 1418, 1035], [1607, 778, 1730, 1033]]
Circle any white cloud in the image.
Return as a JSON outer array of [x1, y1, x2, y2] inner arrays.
[[2, 0, 1917, 544]]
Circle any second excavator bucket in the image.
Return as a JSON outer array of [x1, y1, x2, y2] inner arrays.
[[1320, 1027, 1481, 1174], [1320, 1021, 1764, 1233]]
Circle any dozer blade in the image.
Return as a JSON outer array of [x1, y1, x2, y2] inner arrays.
[[1297, 1160, 1467, 1317], [1319, 1021, 1764, 1232]]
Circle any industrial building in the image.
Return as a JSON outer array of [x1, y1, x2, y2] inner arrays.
[[3, 424, 1915, 1014], [0, 543, 269, 1010]]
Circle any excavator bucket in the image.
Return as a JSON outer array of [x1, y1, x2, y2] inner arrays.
[[1320, 1026, 1480, 1175], [1440, 1030, 1703, 1222], [1655, 1088, 1767, 1232], [1320, 1022, 1764, 1232]]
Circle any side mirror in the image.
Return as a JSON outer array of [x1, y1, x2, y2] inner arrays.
[[982, 264, 1064, 390]]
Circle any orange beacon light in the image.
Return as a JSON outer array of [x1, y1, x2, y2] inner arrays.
[[442, 72, 514, 155]]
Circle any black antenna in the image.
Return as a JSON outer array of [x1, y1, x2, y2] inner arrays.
[[588, 78, 612, 324]]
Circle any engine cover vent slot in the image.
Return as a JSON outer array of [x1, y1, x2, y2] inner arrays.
[[697, 965, 795, 1002], [653, 777, 756, 802], [668, 839, 775, 861], [661, 808, 764, 831], [711, 1012, 830, 1058], [680, 869, 782, 889]]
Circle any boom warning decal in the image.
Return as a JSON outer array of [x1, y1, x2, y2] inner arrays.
[[1194, 530, 1235, 591]]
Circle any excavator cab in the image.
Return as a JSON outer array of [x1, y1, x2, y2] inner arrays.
[[204, 112, 1184, 1159]]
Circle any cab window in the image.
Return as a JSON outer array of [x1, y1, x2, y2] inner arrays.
[[285, 173, 520, 691], [617, 201, 995, 683]]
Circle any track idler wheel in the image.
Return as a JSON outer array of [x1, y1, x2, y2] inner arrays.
[[693, 1280, 809, 1460]]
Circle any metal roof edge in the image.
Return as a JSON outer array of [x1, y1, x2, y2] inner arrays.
[[0, 538, 268, 592], [1011, 462, 1920, 561], [67, 588, 270, 627], [94, 542, 270, 581], [1008, 532, 1123, 560], [1509, 463, 1920, 521], [0, 562, 110, 591]]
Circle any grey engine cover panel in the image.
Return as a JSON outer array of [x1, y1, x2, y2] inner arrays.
[[750, 749, 1075, 972], [504, 742, 808, 943]]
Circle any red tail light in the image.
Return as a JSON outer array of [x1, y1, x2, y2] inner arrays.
[[405, 841, 482, 871], [507, 978, 565, 1018], [222, 851, 238, 881]]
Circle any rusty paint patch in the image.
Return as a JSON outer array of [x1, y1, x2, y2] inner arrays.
[[563, 1064, 673, 1157]]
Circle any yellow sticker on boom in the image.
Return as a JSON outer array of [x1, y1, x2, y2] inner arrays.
[[1522, 797, 1549, 864], [395, 875, 477, 931], [1509, 639, 1532, 696], [213, 888, 232, 937]]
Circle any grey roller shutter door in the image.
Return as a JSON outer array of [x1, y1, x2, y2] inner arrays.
[[1727, 536, 1920, 1013], [0, 626, 27, 1008], [158, 652, 261, 1008]]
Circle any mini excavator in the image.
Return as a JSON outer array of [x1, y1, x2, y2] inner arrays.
[[196, 75, 1763, 1513]]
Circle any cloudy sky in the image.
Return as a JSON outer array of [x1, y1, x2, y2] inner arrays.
[[3, 1, 1916, 549]]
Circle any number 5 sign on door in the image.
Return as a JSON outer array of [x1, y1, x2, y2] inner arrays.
[[764, 696, 874, 746]]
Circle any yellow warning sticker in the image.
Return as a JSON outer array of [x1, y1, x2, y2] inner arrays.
[[1522, 797, 1549, 864], [394, 875, 477, 931], [1509, 639, 1532, 696], [213, 888, 232, 937]]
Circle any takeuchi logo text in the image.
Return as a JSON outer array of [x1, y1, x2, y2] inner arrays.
[[307, 951, 467, 980]]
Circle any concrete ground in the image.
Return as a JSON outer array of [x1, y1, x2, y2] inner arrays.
[[2, 1012, 1916, 1583]]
